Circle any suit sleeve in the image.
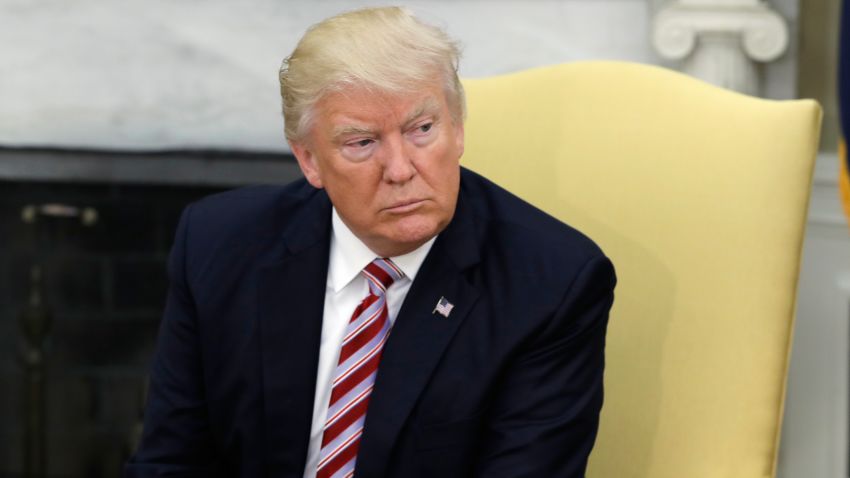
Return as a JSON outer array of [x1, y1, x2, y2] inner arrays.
[[474, 255, 616, 478], [125, 204, 220, 478]]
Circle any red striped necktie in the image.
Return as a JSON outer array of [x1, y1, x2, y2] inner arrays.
[[316, 257, 404, 478]]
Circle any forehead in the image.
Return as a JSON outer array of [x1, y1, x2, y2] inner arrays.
[[315, 82, 446, 128]]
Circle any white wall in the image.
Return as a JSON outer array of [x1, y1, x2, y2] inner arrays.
[[0, 0, 658, 152], [779, 154, 850, 478], [1, 0, 801, 152]]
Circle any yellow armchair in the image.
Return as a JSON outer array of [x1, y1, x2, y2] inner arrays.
[[461, 61, 821, 478]]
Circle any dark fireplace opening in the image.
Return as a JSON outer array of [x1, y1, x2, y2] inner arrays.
[[0, 147, 299, 478]]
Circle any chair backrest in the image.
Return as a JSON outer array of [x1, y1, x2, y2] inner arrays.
[[460, 61, 821, 478]]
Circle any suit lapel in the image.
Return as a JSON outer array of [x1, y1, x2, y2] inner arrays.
[[355, 189, 482, 478], [258, 189, 332, 477]]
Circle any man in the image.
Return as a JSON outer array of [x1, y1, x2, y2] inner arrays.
[[126, 6, 615, 478]]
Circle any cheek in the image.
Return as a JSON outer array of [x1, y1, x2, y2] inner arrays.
[[327, 164, 383, 204], [417, 139, 459, 171]]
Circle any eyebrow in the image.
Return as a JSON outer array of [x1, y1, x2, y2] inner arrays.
[[330, 96, 442, 142], [402, 97, 441, 127], [332, 124, 375, 140]]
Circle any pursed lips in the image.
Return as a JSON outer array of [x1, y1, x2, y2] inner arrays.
[[382, 198, 427, 213]]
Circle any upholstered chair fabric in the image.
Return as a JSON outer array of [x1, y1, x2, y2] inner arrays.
[[460, 61, 822, 478]]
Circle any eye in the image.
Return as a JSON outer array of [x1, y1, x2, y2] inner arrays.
[[340, 136, 376, 161], [409, 120, 436, 146], [350, 138, 374, 148]]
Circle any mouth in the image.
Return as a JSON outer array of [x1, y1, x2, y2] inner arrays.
[[383, 199, 426, 214]]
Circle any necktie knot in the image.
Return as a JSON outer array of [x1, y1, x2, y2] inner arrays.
[[363, 258, 404, 296]]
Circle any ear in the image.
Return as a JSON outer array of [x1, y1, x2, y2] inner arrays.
[[290, 140, 324, 189]]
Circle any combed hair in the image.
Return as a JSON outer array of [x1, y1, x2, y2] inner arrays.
[[279, 6, 465, 142]]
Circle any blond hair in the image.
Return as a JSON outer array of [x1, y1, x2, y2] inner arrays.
[[279, 6, 465, 142]]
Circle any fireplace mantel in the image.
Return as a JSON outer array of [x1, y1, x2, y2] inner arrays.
[[0, 148, 302, 187]]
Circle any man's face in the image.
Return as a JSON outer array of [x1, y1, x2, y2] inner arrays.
[[290, 79, 464, 257]]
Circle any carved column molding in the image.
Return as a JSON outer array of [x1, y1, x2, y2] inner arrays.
[[652, 0, 788, 96]]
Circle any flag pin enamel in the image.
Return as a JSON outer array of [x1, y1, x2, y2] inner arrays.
[[432, 296, 454, 318]]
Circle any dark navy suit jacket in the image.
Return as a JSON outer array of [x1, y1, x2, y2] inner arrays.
[[125, 167, 616, 477]]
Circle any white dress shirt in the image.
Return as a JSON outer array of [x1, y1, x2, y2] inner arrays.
[[302, 208, 436, 477]]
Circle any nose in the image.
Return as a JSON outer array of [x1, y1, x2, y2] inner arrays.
[[381, 134, 416, 184]]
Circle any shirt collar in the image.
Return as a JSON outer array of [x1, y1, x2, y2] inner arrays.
[[328, 207, 436, 292]]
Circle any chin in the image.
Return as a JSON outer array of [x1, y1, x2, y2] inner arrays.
[[401, 216, 445, 239], [380, 217, 444, 255]]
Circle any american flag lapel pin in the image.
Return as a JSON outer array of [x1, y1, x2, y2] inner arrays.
[[433, 296, 454, 318]]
